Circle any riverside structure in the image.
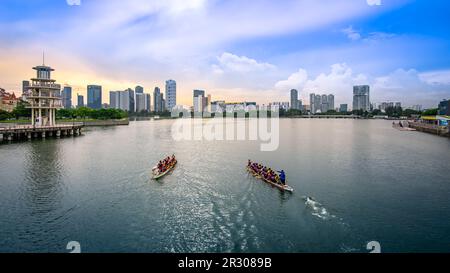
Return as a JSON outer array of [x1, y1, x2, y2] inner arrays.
[[1, 62, 84, 142]]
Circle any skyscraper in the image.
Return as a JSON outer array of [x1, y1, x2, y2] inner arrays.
[[135, 93, 146, 112], [193, 90, 205, 113], [161, 93, 166, 112], [290, 89, 299, 110], [314, 94, 321, 113], [339, 104, 348, 113], [77, 94, 84, 108], [145, 93, 151, 112], [109, 91, 119, 109], [87, 85, 102, 109], [353, 85, 370, 112], [127, 88, 135, 112], [165, 79, 176, 111], [310, 93, 316, 113], [153, 87, 162, 112], [327, 94, 335, 111], [22, 80, 30, 98], [119, 90, 130, 111], [135, 85, 144, 94], [61, 86, 72, 109]]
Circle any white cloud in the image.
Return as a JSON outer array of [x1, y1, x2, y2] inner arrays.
[[342, 26, 395, 42], [216, 52, 276, 73], [66, 0, 81, 6], [210, 52, 279, 90], [302, 63, 368, 104], [275, 69, 308, 90], [367, 0, 382, 6], [342, 26, 361, 41], [275, 64, 450, 108], [372, 69, 450, 106], [419, 70, 450, 85]]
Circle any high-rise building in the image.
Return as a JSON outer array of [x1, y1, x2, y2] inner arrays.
[[153, 87, 162, 112], [353, 85, 370, 112], [411, 105, 422, 112], [145, 93, 151, 112], [22, 80, 30, 98], [327, 94, 335, 111], [395, 102, 402, 108], [109, 90, 133, 111], [25, 63, 62, 126], [119, 90, 130, 111], [160, 93, 166, 112], [77, 94, 84, 108], [135, 85, 144, 94], [339, 104, 348, 113], [165, 79, 176, 111], [135, 93, 146, 112], [87, 85, 102, 109], [290, 89, 299, 110], [61, 86, 72, 109], [126, 88, 135, 112], [109, 91, 119, 109], [309, 93, 316, 113], [193, 89, 205, 113], [269, 102, 290, 111], [314, 95, 321, 113], [439, 99, 450, 116], [309, 93, 335, 113]]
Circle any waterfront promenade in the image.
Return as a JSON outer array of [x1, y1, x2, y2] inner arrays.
[[0, 123, 83, 141], [408, 121, 450, 137]]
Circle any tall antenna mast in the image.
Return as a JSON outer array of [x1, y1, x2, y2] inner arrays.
[[42, 51, 45, 66]]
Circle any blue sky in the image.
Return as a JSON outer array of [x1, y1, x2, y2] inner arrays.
[[1, 0, 450, 107]]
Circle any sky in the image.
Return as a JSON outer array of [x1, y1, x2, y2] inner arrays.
[[1, 0, 450, 108]]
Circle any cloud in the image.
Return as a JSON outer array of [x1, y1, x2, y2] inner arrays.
[[275, 69, 308, 90], [373, 69, 450, 105], [275, 64, 450, 108], [66, 0, 81, 6], [210, 52, 279, 90], [342, 26, 361, 41], [215, 52, 276, 73], [419, 70, 450, 85], [302, 63, 368, 104], [367, 0, 382, 6], [342, 26, 395, 42]]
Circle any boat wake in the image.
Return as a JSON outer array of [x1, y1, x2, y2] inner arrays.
[[302, 196, 335, 220]]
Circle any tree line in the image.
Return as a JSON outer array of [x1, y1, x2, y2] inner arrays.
[[0, 102, 128, 121]]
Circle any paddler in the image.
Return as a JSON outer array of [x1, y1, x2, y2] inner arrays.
[[278, 170, 286, 185]]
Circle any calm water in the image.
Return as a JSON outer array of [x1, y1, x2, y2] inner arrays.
[[1, 119, 450, 253]]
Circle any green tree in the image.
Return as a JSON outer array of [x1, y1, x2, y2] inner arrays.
[[0, 109, 13, 121], [11, 101, 31, 119], [422, 108, 438, 116], [372, 109, 382, 116]]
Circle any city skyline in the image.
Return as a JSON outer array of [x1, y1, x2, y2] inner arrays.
[[1, 0, 450, 108]]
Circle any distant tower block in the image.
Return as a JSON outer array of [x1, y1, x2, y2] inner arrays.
[[25, 62, 62, 126]]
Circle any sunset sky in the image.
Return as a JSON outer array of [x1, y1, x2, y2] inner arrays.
[[1, 0, 450, 107]]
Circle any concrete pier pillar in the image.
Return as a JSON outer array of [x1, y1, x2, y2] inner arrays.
[[42, 132, 46, 138], [0, 134, 3, 141], [7, 134, 13, 141], [28, 133, 32, 140], [70, 129, 74, 136], [63, 130, 68, 136], [48, 131, 53, 137], [56, 130, 61, 137], [34, 132, 38, 138]]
